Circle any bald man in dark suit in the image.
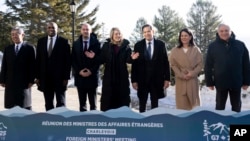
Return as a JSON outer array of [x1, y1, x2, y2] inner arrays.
[[36, 22, 71, 111]]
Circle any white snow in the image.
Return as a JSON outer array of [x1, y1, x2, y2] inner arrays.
[[129, 85, 250, 112]]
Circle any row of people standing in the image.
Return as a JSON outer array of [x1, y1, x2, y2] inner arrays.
[[0, 22, 170, 113], [72, 24, 135, 112], [72, 23, 170, 113], [0, 22, 72, 111], [0, 22, 249, 113]]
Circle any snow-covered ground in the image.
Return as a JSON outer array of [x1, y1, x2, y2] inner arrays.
[[68, 76, 250, 112], [129, 85, 250, 112]]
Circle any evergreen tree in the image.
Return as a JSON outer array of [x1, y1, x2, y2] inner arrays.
[[74, 0, 100, 39], [129, 17, 147, 46], [153, 5, 186, 50], [187, 0, 222, 87], [5, 0, 100, 45], [0, 11, 15, 51], [187, 0, 221, 54]]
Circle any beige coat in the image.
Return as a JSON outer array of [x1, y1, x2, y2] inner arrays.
[[169, 46, 203, 110]]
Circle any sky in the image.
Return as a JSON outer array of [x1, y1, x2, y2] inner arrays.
[[86, 0, 250, 48], [1, 0, 250, 48]]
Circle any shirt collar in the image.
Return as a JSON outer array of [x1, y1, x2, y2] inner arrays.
[[146, 39, 153, 45], [15, 42, 23, 48], [48, 35, 57, 40], [82, 38, 90, 43]]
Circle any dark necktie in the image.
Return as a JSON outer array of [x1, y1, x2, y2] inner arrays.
[[15, 45, 19, 55], [48, 37, 53, 57], [84, 41, 88, 52], [147, 42, 151, 59]]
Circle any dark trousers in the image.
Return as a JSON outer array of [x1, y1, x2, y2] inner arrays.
[[43, 88, 65, 111], [77, 87, 97, 111], [5, 87, 32, 110], [138, 84, 159, 113], [215, 88, 241, 112]]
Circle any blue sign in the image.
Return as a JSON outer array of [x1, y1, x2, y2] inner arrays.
[[0, 107, 250, 141]]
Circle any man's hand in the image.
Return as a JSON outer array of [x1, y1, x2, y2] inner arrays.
[[63, 80, 68, 86], [163, 81, 170, 89], [131, 52, 139, 60], [85, 51, 95, 58], [28, 83, 33, 88], [79, 68, 92, 77], [0, 83, 5, 87], [35, 79, 40, 86], [208, 86, 214, 90], [132, 82, 138, 90], [242, 85, 249, 90]]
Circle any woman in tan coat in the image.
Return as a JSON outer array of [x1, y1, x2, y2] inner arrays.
[[169, 28, 203, 110]]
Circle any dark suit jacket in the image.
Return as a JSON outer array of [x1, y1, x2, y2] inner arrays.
[[71, 35, 100, 88], [0, 42, 35, 108], [36, 35, 71, 92], [131, 38, 170, 98]]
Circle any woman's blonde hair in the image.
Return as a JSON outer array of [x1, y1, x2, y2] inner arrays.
[[110, 27, 123, 46]]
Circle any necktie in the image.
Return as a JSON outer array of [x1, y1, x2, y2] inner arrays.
[[147, 42, 151, 59], [83, 41, 88, 52], [48, 37, 53, 57], [15, 45, 19, 55]]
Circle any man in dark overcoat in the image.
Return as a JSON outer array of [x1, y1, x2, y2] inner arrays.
[[36, 22, 71, 111], [205, 23, 250, 112], [0, 27, 36, 110], [71, 23, 100, 111], [131, 24, 170, 113]]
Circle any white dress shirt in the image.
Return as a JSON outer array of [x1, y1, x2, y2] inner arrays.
[[15, 42, 23, 52]]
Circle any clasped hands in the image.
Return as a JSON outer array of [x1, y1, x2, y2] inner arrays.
[[183, 70, 192, 80], [79, 68, 92, 77]]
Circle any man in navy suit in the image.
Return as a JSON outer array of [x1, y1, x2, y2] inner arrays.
[[131, 24, 170, 112], [0, 27, 35, 110], [71, 23, 100, 111], [36, 22, 71, 111]]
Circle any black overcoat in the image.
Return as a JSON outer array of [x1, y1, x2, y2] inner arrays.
[[71, 35, 100, 88], [0, 42, 35, 108], [100, 39, 132, 110], [36, 36, 71, 92], [131, 38, 170, 99]]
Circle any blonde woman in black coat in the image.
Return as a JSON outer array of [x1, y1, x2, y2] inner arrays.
[[100, 27, 139, 111]]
